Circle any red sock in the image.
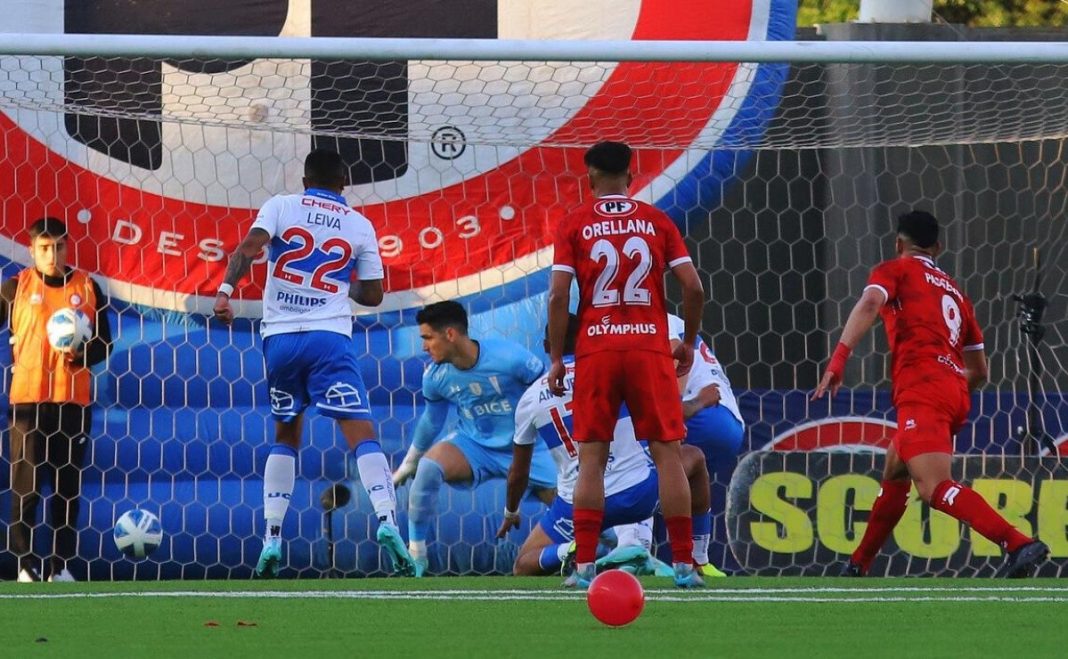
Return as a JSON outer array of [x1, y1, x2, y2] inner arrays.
[[665, 516, 694, 565], [930, 480, 1031, 553], [851, 479, 911, 573], [573, 508, 604, 564]]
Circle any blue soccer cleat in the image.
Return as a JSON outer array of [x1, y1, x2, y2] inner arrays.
[[376, 524, 415, 576], [563, 563, 595, 590], [673, 563, 706, 589], [634, 554, 676, 578], [256, 537, 282, 579], [412, 555, 429, 578], [596, 545, 650, 575]]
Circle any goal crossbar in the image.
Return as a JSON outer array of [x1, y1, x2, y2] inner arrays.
[[1, 33, 1068, 64]]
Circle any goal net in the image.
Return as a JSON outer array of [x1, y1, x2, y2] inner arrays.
[[0, 34, 1066, 579]]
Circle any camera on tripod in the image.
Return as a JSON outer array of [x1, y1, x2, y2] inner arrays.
[[1012, 292, 1047, 341]]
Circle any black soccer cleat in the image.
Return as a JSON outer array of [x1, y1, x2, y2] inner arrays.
[[999, 540, 1050, 579], [837, 561, 864, 577]]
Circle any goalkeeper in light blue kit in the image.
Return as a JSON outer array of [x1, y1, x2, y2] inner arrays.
[[213, 149, 413, 578], [392, 301, 557, 576]]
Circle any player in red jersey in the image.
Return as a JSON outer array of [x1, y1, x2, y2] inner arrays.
[[547, 141, 706, 588], [814, 210, 1048, 577]]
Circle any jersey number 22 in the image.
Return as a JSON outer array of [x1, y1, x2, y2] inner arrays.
[[272, 227, 352, 293], [590, 237, 652, 307]]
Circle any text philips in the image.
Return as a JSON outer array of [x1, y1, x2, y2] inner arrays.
[[276, 291, 327, 307]]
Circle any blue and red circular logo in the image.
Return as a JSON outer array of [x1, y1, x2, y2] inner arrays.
[[0, 0, 795, 315]]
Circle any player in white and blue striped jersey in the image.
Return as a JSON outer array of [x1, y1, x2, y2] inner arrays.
[[392, 301, 557, 576], [667, 313, 745, 465], [213, 149, 412, 578]]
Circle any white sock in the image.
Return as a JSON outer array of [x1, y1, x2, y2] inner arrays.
[[263, 447, 296, 539], [355, 443, 398, 527], [692, 534, 711, 565], [614, 518, 655, 551]]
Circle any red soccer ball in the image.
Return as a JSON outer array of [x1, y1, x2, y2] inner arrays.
[[586, 569, 645, 627]]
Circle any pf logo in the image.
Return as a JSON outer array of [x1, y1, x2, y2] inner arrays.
[[2, 0, 796, 316], [594, 199, 638, 217]]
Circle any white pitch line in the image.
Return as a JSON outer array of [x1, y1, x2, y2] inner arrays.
[[1, 589, 1066, 604], [646, 596, 1068, 603], [32, 585, 1057, 595], [689, 586, 1068, 594]]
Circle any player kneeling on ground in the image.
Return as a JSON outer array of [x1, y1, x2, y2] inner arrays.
[[497, 316, 711, 588], [609, 312, 745, 578]]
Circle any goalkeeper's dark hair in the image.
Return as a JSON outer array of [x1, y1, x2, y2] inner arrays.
[[28, 217, 67, 241], [543, 314, 581, 356], [304, 148, 348, 187], [896, 210, 939, 249], [417, 300, 468, 334], [584, 141, 632, 176]]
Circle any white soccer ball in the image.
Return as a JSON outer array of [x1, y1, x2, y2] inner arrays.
[[114, 509, 163, 559], [46, 307, 92, 354]]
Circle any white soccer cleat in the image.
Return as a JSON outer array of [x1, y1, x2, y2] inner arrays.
[[48, 568, 76, 582], [17, 567, 41, 583]]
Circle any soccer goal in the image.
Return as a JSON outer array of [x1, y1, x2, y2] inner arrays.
[[0, 32, 1065, 579]]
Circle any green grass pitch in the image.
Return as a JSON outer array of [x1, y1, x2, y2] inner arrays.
[[1, 577, 1065, 658]]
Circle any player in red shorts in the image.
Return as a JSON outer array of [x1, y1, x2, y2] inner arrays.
[[547, 141, 707, 588], [813, 210, 1049, 577]]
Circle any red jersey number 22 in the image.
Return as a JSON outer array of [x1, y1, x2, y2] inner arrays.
[[590, 237, 652, 307]]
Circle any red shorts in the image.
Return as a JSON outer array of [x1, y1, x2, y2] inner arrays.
[[571, 349, 685, 442], [893, 383, 970, 462]]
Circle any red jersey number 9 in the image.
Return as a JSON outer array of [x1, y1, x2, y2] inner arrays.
[[941, 294, 962, 346], [272, 227, 353, 294]]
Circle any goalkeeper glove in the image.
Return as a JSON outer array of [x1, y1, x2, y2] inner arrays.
[[392, 445, 425, 486]]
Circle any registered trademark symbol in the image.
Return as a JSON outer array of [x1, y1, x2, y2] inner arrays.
[[431, 126, 467, 160]]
